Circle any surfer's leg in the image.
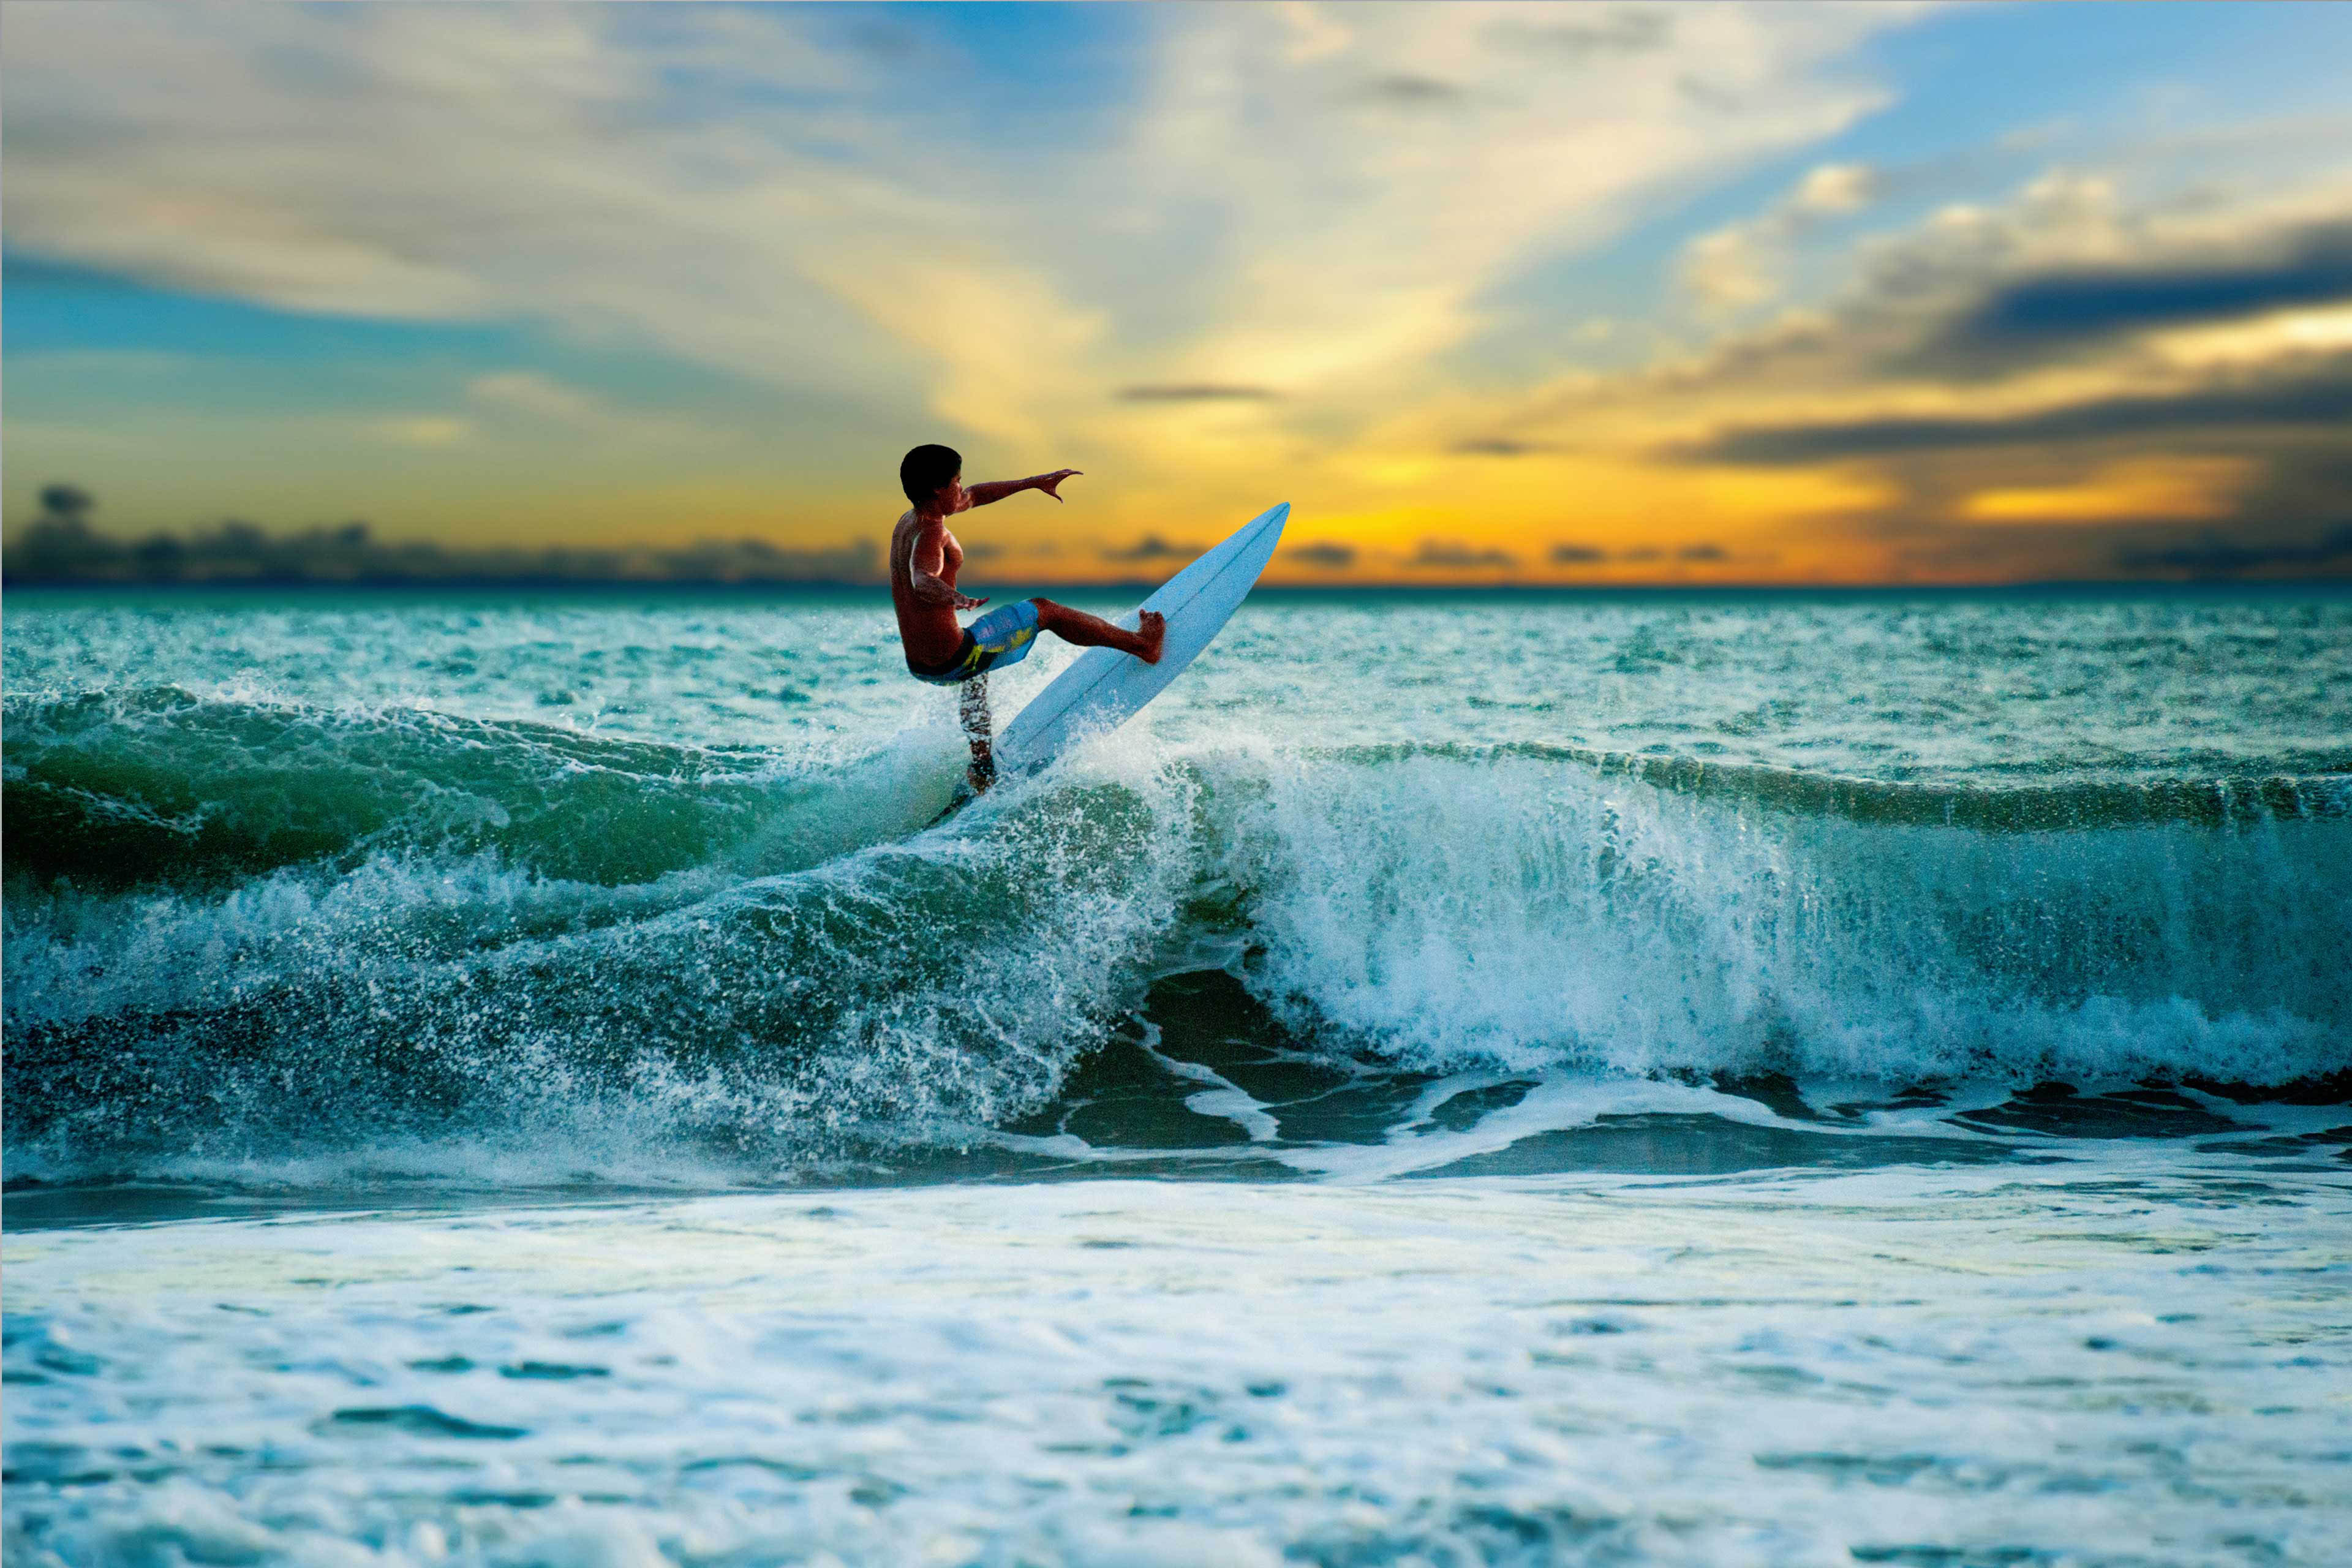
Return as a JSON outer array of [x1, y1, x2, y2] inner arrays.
[[1032, 598, 1166, 664], [959, 674, 996, 793]]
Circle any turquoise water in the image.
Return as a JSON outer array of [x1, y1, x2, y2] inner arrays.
[[6, 586, 2349, 1564]]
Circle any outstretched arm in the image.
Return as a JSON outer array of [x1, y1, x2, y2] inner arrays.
[[967, 469, 1082, 507], [908, 518, 986, 610]]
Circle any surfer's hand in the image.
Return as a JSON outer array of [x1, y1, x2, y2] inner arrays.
[[955, 592, 989, 610], [1035, 469, 1082, 501]]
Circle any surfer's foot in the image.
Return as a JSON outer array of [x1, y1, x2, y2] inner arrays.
[[1033, 598, 1163, 663]]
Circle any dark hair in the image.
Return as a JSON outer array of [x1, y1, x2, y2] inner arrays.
[[900, 444, 962, 507]]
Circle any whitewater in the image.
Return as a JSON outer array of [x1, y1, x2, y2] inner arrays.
[[6, 586, 2349, 1565]]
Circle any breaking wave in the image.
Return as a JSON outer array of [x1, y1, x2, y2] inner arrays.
[[6, 689, 2348, 1182]]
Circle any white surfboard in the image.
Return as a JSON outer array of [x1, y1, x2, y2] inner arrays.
[[992, 502, 1288, 776]]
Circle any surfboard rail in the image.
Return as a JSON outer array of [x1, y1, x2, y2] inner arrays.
[[992, 502, 1289, 775]]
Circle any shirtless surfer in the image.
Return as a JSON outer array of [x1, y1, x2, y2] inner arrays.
[[891, 443, 1164, 791]]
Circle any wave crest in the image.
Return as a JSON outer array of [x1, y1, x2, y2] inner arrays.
[[6, 698, 2346, 1180]]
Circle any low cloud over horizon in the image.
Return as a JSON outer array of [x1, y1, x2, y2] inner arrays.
[[4, 486, 879, 586]]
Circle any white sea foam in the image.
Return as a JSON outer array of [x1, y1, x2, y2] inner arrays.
[[8, 1167, 2350, 1566], [1204, 743, 2347, 1085], [7, 720, 2346, 1189]]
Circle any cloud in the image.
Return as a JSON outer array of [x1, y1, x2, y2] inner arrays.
[[1, 0, 1916, 496], [1550, 543, 1607, 563], [1790, 162, 1878, 217], [367, 416, 474, 448], [2112, 524, 2352, 578], [1453, 437, 1550, 456], [1491, 9, 1674, 59], [1664, 176, 2352, 398], [1133, 2, 1901, 419], [1679, 160, 1885, 313], [842, 19, 922, 62], [1677, 542, 1729, 561], [1275, 2, 1353, 66], [1680, 227, 1781, 315], [1356, 166, 2352, 579], [466, 371, 727, 446], [1115, 385, 1281, 402], [1697, 356, 2352, 463], [1287, 541, 1358, 568], [1410, 538, 1516, 570], [2, 491, 878, 584], [1911, 216, 2352, 373], [1356, 74, 1467, 108], [468, 372, 612, 424], [1099, 533, 1206, 562]]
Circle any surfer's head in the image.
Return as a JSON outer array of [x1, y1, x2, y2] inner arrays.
[[900, 444, 965, 514]]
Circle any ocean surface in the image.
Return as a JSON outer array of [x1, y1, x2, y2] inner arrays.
[[6, 584, 2350, 1565]]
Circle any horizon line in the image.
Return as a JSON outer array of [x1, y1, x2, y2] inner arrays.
[[9, 574, 2351, 595]]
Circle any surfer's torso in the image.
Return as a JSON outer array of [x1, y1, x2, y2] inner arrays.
[[889, 508, 968, 669]]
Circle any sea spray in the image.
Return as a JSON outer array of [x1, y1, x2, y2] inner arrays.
[[5, 754, 1204, 1175], [7, 589, 2348, 1188], [1207, 745, 2347, 1085]]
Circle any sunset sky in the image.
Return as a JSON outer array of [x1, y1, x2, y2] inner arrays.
[[7, 1, 2351, 584]]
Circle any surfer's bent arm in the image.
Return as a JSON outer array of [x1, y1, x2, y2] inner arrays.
[[909, 519, 984, 611], [966, 469, 1082, 507]]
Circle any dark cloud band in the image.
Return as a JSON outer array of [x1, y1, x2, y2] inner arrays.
[[1917, 219, 2352, 373], [1115, 385, 1279, 403], [1697, 360, 2352, 464]]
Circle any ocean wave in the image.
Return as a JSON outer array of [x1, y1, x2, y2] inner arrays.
[[1, 687, 958, 889], [5, 698, 2347, 1181], [1215, 744, 2348, 1083], [1328, 740, 2352, 830]]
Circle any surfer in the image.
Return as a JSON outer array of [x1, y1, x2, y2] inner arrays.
[[892, 443, 1165, 791]]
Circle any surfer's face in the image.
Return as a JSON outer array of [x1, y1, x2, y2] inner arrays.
[[935, 475, 969, 515]]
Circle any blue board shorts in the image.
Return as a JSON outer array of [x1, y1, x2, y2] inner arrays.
[[907, 599, 1041, 686]]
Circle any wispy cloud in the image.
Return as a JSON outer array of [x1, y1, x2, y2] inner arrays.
[[1411, 538, 1517, 570], [366, 417, 474, 448], [1680, 162, 1883, 314], [1287, 541, 1359, 568], [1354, 74, 1469, 108], [1116, 385, 1281, 403], [1099, 533, 1207, 562], [466, 371, 729, 447], [1452, 438, 1551, 457]]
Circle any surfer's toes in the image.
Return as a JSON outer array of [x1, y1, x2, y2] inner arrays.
[[1136, 611, 1167, 663]]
